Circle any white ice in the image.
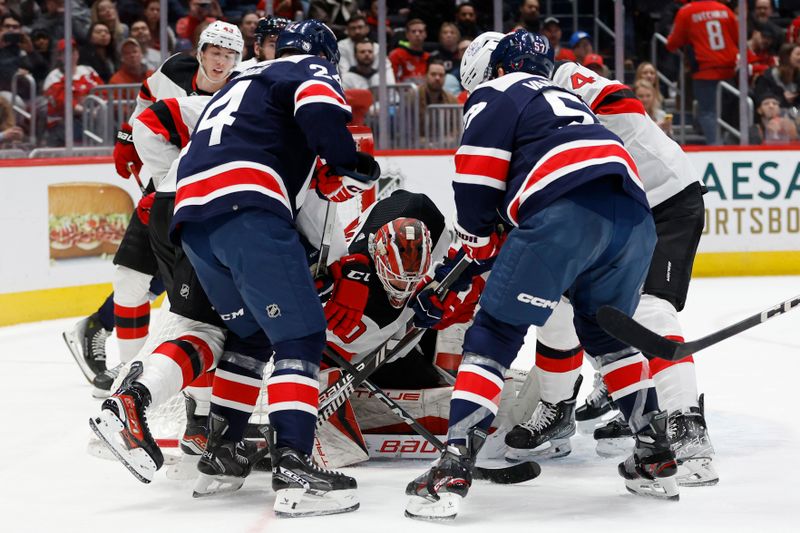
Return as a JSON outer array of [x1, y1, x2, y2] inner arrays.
[[2, 276, 799, 532]]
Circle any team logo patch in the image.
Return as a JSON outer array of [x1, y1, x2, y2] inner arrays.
[[180, 284, 190, 299], [266, 304, 281, 318], [302, 41, 311, 52]]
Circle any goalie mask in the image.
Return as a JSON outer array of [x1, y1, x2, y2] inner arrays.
[[369, 218, 433, 308]]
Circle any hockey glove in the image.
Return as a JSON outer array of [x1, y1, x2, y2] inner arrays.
[[412, 275, 486, 330], [454, 223, 505, 263], [113, 123, 142, 180], [315, 152, 380, 203], [136, 192, 155, 225], [325, 254, 372, 338]]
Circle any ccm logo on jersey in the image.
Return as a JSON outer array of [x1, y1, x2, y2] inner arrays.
[[346, 271, 370, 282], [220, 308, 245, 320], [517, 293, 558, 309]]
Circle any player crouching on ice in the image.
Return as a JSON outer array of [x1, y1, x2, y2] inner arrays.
[[404, 30, 678, 521]]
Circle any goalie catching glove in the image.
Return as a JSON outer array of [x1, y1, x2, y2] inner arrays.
[[324, 254, 371, 337], [315, 151, 380, 203], [113, 122, 143, 180]]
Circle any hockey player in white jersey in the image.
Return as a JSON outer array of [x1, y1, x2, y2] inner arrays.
[[65, 22, 244, 397], [501, 60, 715, 486]]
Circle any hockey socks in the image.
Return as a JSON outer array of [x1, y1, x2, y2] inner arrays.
[[649, 341, 699, 413], [535, 341, 583, 404], [136, 334, 216, 407], [599, 349, 659, 432], [447, 353, 506, 445]]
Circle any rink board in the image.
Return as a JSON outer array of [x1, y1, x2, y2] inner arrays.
[[1, 146, 799, 325]]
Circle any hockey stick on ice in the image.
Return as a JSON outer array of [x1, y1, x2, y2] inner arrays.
[[323, 347, 541, 485], [597, 294, 800, 361], [316, 256, 472, 427]]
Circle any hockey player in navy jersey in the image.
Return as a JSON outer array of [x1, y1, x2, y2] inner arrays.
[[170, 20, 378, 517], [238, 15, 291, 70], [405, 30, 675, 520]]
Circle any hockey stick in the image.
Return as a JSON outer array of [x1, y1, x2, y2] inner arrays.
[[315, 200, 338, 277], [127, 161, 147, 194], [597, 294, 800, 361], [323, 347, 541, 485], [316, 255, 472, 427]]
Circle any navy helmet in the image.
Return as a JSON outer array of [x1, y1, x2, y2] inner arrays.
[[490, 30, 555, 79], [276, 19, 340, 65], [255, 15, 290, 44]]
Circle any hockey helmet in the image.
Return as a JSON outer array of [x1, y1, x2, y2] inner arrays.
[[460, 31, 505, 93], [490, 29, 555, 79], [368, 218, 433, 308], [198, 21, 245, 59], [255, 15, 291, 44], [276, 19, 340, 65]]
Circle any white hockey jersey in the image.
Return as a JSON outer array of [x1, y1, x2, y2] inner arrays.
[[130, 53, 213, 122], [552, 63, 699, 208]]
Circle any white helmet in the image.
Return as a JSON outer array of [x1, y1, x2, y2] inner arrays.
[[197, 21, 245, 65], [460, 31, 505, 93]]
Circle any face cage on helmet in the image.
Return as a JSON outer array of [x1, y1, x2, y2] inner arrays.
[[374, 255, 425, 309]]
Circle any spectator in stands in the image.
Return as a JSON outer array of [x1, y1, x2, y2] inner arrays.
[[130, 19, 161, 71], [240, 12, 259, 62], [0, 93, 23, 145], [749, 92, 798, 143], [43, 38, 103, 145], [117, 0, 185, 27], [92, 0, 129, 45], [144, 0, 175, 53], [388, 18, 429, 83], [31, 0, 92, 43], [635, 61, 666, 102], [340, 38, 395, 90], [309, 0, 359, 39], [755, 42, 800, 110], [666, 0, 738, 145], [635, 79, 672, 135], [748, 22, 778, 83], [365, 0, 393, 42], [541, 17, 573, 61], [339, 15, 378, 73], [109, 38, 152, 84], [431, 22, 460, 73], [455, 2, 482, 40], [507, 0, 540, 33], [29, 28, 52, 87], [79, 23, 118, 83], [752, 0, 784, 46], [0, 13, 33, 94], [444, 37, 471, 96], [256, 0, 304, 20], [408, 0, 452, 43], [582, 53, 609, 78], [418, 58, 458, 136], [176, 0, 217, 41], [568, 31, 593, 65]]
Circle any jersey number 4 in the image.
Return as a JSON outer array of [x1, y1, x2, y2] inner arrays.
[[196, 80, 251, 146], [570, 72, 595, 90]]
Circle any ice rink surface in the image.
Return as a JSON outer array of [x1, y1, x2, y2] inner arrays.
[[2, 276, 799, 532]]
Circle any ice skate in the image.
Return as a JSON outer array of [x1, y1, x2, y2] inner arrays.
[[166, 395, 209, 481], [504, 398, 576, 460], [669, 395, 718, 487], [618, 411, 679, 501], [63, 313, 110, 384], [405, 428, 485, 521], [88, 362, 164, 483], [272, 444, 358, 517], [576, 371, 617, 433], [594, 412, 634, 457], [193, 413, 253, 497], [92, 363, 125, 398]]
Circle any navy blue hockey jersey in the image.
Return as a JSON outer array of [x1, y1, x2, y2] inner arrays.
[[453, 72, 648, 238], [171, 55, 356, 237]]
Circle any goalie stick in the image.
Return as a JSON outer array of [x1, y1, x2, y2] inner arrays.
[[323, 347, 541, 485], [597, 294, 800, 360], [315, 255, 472, 428]]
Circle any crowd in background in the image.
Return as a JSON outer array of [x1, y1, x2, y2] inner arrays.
[[1, 0, 800, 148]]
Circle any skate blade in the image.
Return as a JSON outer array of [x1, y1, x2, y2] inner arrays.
[[624, 476, 680, 501], [62, 331, 97, 384], [677, 457, 719, 487], [166, 454, 201, 481], [92, 386, 112, 399], [595, 437, 632, 458], [505, 438, 572, 461], [577, 410, 618, 434], [274, 488, 359, 518], [192, 473, 245, 498], [88, 412, 157, 483], [404, 493, 461, 521]]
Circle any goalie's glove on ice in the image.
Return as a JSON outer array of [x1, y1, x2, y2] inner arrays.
[[113, 122, 142, 180], [315, 151, 380, 203], [325, 253, 371, 337]]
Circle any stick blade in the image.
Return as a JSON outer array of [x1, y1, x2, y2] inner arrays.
[[474, 460, 541, 484], [597, 305, 682, 360]]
